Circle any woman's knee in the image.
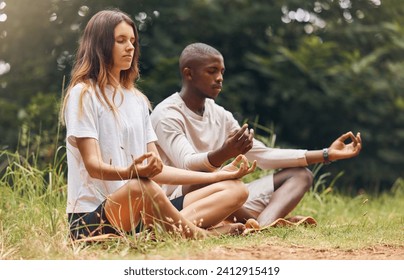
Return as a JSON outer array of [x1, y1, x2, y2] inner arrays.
[[126, 178, 160, 197], [131, 178, 168, 203], [126, 178, 145, 196], [226, 180, 249, 206]]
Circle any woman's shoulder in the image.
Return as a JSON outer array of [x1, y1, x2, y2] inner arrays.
[[132, 87, 144, 96], [69, 82, 93, 95], [67, 82, 98, 107], [130, 87, 151, 108]]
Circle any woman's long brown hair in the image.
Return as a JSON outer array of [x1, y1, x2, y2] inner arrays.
[[60, 9, 147, 124]]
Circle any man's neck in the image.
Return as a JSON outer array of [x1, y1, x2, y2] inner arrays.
[[179, 89, 206, 116]]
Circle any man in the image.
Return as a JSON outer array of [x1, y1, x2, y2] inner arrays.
[[151, 42, 362, 227]]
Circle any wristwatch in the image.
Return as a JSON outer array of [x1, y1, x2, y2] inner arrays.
[[323, 148, 331, 165]]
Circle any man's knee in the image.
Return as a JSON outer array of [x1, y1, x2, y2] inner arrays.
[[297, 167, 313, 191]]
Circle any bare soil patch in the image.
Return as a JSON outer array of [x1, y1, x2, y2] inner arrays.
[[191, 244, 404, 260]]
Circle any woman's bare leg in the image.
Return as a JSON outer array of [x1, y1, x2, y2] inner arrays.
[[104, 178, 209, 239], [181, 180, 248, 229]]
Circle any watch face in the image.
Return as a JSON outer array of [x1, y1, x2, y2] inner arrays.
[[323, 148, 330, 164]]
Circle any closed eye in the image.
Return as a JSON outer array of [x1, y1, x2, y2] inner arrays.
[[116, 35, 136, 45]]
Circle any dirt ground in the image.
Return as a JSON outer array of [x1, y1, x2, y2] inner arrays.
[[192, 244, 404, 260]]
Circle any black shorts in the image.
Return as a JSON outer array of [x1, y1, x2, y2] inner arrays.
[[68, 196, 185, 240], [170, 195, 185, 211], [68, 201, 120, 240]]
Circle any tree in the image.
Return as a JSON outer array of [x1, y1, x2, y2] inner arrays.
[[0, 0, 402, 190]]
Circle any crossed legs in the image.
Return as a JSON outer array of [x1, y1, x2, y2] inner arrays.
[[105, 178, 208, 238], [255, 167, 313, 226], [104, 178, 248, 238], [230, 167, 313, 227]]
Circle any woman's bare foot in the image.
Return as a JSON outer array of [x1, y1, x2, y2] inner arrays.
[[207, 222, 246, 236]]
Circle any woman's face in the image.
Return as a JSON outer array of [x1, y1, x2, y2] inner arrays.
[[111, 21, 135, 80]]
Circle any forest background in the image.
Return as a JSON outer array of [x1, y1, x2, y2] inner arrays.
[[0, 0, 403, 193]]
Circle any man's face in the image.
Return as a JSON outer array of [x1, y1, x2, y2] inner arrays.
[[189, 54, 225, 99]]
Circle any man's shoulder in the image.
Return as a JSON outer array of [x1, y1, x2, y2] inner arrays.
[[206, 98, 224, 110], [153, 93, 181, 110], [206, 98, 234, 118], [151, 93, 184, 120]]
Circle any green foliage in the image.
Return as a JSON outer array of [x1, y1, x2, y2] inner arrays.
[[131, 0, 404, 190], [0, 0, 403, 190]]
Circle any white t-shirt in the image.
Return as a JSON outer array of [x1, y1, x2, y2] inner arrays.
[[65, 83, 157, 213], [151, 92, 308, 197]]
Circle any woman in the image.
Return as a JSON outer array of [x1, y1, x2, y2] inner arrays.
[[61, 9, 256, 240]]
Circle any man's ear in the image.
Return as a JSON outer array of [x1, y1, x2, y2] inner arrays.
[[183, 67, 192, 80]]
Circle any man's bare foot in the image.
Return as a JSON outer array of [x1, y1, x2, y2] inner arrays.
[[245, 218, 260, 230], [243, 218, 261, 234], [285, 215, 317, 226]]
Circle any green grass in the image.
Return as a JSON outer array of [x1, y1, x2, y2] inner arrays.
[[0, 148, 403, 260]]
